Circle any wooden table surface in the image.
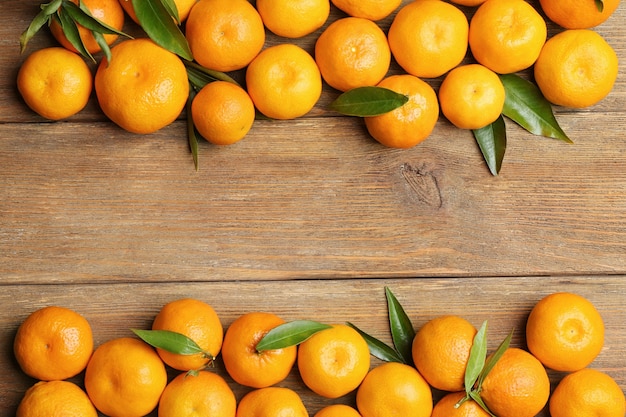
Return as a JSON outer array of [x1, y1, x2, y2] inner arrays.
[[1, 1, 624, 416]]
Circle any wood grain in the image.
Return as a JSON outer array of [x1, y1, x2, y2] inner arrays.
[[1, 0, 625, 415]]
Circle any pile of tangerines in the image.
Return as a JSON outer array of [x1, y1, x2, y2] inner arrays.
[[17, 0, 620, 171], [12, 289, 626, 417]]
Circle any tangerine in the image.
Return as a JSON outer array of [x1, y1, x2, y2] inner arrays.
[[14, 306, 93, 381], [469, 0, 547, 74], [246, 44, 322, 120], [236, 387, 308, 417], [539, 0, 621, 29], [256, 0, 330, 38], [297, 324, 370, 398], [158, 371, 237, 417], [330, 0, 401, 21], [549, 368, 626, 417], [526, 292, 605, 371], [17, 47, 92, 121], [534, 29, 619, 108], [50, 0, 124, 54], [480, 347, 550, 417], [388, 0, 469, 78], [185, 0, 265, 72], [221, 312, 297, 388], [356, 362, 433, 417], [84, 337, 167, 417], [16, 380, 98, 417], [315, 17, 391, 92], [151, 298, 224, 371], [94, 38, 189, 134], [431, 391, 491, 417], [438, 64, 505, 130], [364, 74, 439, 149], [412, 315, 477, 392], [315, 404, 362, 417]]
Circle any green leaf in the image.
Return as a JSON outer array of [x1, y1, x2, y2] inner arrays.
[[132, 329, 206, 356], [500, 73, 572, 143], [385, 287, 415, 366], [465, 320, 488, 393], [185, 61, 241, 91], [329, 86, 409, 117], [132, 0, 193, 60], [347, 322, 405, 363], [476, 329, 514, 387], [187, 87, 200, 171], [470, 391, 497, 417], [55, 10, 95, 62], [20, 0, 63, 53], [63, 0, 129, 37], [256, 320, 332, 352], [595, 0, 604, 12], [160, 0, 180, 23], [473, 115, 507, 176]]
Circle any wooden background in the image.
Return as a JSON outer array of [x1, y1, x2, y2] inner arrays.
[[1, 0, 624, 416]]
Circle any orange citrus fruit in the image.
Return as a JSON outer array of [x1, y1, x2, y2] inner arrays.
[[256, 0, 330, 38], [236, 387, 308, 417], [191, 81, 256, 146], [14, 306, 93, 381], [539, 0, 621, 29], [246, 43, 322, 120], [314, 17, 391, 92], [438, 64, 506, 130], [480, 347, 550, 417], [549, 368, 626, 417], [17, 47, 92, 121], [221, 312, 297, 388], [431, 391, 491, 417], [94, 38, 189, 134], [315, 404, 362, 417], [84, 337, 168, 417], [469, 0, 547, 74], [412, 315, 477, 392], [526, 292, 605, 372], [364, 74, 439, 149], [16, 380, 98, 417], [534, 29, 619, 108], [158, 370, 237, 417], [50, 0, 125, 54], [356, 362, 433, 417], [297, 324, 370, 399], [330, 0, 401, 21], [185, 0, 265, 72], [388, 0, 469, 79], [151, 298, 224, 371], [119, 0, 197, 24]]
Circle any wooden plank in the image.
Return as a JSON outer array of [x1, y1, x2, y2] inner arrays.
[[1, 276, 624, 416], [1, 112, 625, 283]]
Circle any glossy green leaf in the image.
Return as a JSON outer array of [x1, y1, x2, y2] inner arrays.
[[55, 10, 95, 62], [500, 73, 572, 143], [470, 391, 497, 417], [329, 87, 409, 117], [132, 0, 193, 60], [465, 320, 488, 393], [20, 0, 63, 53], [185, 61, 240, 91], [347, 322, 405, 363], [473, 116, 507, 176], [477, 329, 514, 387], [595, 0, 604, 12], [64, 0, 129, 37], [385, 287, 415, 366], [132, 329, 207, 356], [186, 87, 199, 171], [161, 0, 180, 23], [256, 320, 332, 352]]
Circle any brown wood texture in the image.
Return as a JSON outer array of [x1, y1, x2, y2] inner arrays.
[[1, 0, 625, 416]]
